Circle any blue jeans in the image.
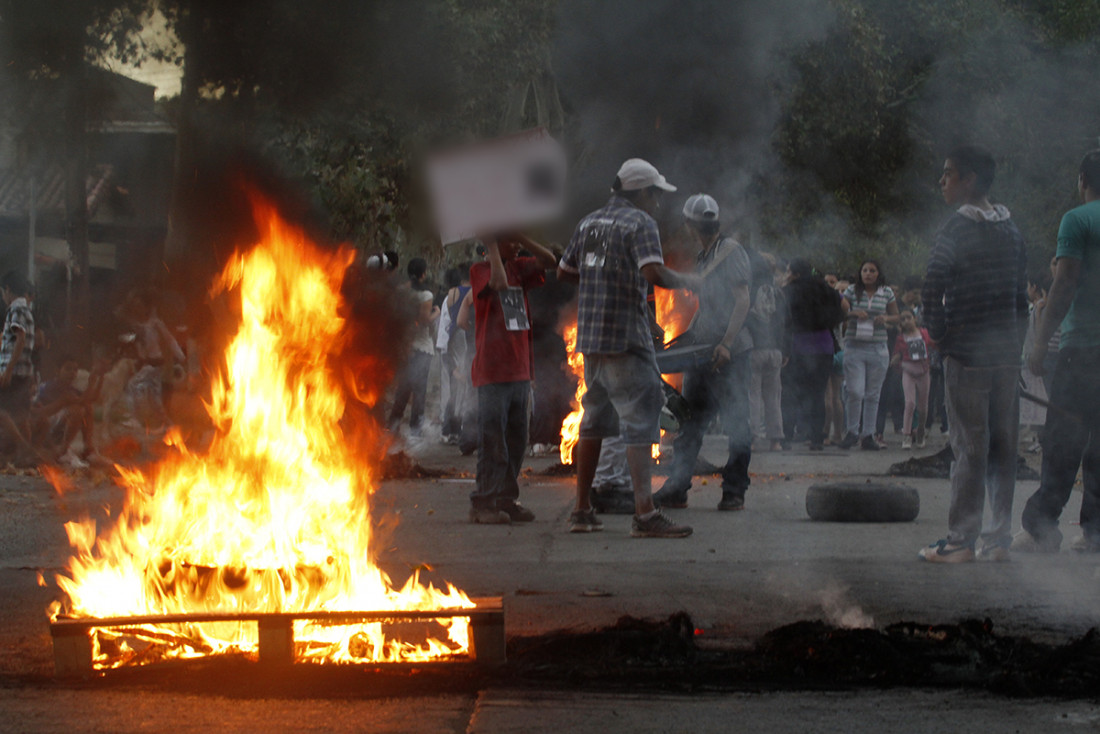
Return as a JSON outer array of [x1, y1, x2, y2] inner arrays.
[[470, 381, 530, 509], [389, 350, 432, 431], [943, 357, 1019, 547], [1022, 348, 1100, 545], [664, 351, 753, 499], [843, 341, 889, 438]]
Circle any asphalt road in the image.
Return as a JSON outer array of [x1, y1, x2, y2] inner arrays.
[[2, 430, 1098, 732]]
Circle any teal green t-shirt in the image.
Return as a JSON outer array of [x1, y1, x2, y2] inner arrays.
[[1056, 199, 1100, 348]]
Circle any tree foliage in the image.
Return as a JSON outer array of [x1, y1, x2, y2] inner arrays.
[[764, 0, 1100, 277]]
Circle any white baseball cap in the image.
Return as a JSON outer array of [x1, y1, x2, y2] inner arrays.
[[682, 193, 719, 223], [615, 158, 677, 192]]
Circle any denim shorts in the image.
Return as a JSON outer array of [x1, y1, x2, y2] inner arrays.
[[579, 350, 665, 446]]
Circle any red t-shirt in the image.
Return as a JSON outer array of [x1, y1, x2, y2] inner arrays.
[[470, 257, 545, 387]]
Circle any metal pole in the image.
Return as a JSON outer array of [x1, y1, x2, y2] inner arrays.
[[27, 176, 36, 284]]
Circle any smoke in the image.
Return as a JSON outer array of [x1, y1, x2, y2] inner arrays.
[[819, 581, 875, 629], [552, 0, 835, 237]]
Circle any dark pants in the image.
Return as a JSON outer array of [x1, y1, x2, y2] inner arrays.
[[784, 352, 833, 445], [1022, 348, 1100, 545], [470, 381, 530, 509], [664, 352, 752, 499], [875, 365, 904, 435], [389, 350, 432, 431], [926, 365, 948, 431]]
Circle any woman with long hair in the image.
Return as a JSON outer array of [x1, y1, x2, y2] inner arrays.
[[838, 259, 899, 450]]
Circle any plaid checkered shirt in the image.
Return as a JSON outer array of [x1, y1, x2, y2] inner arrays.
[[560, 196, 665, 355], [0, 296, 34, 377]]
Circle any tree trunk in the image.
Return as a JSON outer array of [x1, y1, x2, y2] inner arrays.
[[163, 7, 200, 271], [64, 63, 90, 357]]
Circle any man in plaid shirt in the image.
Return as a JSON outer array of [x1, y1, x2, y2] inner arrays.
[[558, 159, 700, 538], [0, 270, 38, 463]]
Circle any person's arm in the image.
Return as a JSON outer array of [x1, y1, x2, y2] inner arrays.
[[156, 319, 186, 363], [712, 283, 750, 369], [556, 266, 579, 284], [1028, 256, 1080, 375], [509, 233, 559, 270], [640, 263, 702, 292], [455, 290, 474, 331], [485, 240, 510, 292], [877, 298, 900, 326]]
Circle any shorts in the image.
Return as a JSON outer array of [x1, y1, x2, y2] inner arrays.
[[579, 350, 665, 446]]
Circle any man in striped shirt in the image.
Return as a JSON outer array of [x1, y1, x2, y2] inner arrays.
[[918, 145, 1029, 563]]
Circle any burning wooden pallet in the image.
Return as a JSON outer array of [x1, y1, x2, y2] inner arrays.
[[50, 597, 505, 678]]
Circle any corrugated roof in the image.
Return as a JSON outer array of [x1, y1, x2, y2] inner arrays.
[[0, 165, 114, 220]]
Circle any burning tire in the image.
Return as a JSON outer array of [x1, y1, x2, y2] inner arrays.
[[805, 482, 920, 522]]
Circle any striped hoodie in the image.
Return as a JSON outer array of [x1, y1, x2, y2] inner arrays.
[[921, 204, 1029, 368]]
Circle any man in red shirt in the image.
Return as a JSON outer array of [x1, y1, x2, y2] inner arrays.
[[468, 234, 559, 524]]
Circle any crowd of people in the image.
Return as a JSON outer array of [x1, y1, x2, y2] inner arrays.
[[0, 277, 202, 471], [380, 146, 1100, 563], [1, 145, 1096, 564]]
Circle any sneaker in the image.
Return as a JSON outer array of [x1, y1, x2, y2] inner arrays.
[[901, 436, 913, 450], [653, 483, 689, 509], [568, 508, 604, 533], [808, 442, 824, 451], [717, 492, 745, 511], [976, 541, 1010, 562], [469, 507, 511, 525], [860, 435, 880, 451], [1070, 535, 1100, 553], [915, 437, 927, 449], [59, 450, 90, 469], [1011, 529, 1061, 553], [918, 539, 975, 563], [498, 501, 535, 522], [631, 510, 693, 538], [838, 432, 859, 450]]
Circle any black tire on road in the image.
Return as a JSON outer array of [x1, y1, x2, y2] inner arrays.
[[805, 482, 920, 522]]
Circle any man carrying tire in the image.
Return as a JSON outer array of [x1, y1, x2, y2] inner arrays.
[[653, 193, 754, 512]]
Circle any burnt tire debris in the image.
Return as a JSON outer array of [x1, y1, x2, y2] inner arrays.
[[805, 482, 920, 523], [506, 614, 1100, 698], [887, 445, 1040, 481], [37, 614, 1100, 700]]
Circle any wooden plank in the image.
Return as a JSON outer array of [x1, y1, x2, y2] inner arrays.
[[257, 617, 295, 667], [51, 598, 502, 631], [49, 597, 505, 674], [52, 629, 93, 678]]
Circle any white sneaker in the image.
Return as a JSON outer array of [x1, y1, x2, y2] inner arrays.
[[901, 436, 913, 450], [59, 450, 89, 469]]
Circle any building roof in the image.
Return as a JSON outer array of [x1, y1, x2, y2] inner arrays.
[[0, 165, 115, 220]]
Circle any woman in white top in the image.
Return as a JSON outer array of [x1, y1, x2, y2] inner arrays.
[[838, 259, 898, 450]]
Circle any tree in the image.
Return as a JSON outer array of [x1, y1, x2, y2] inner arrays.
[[0, 0, 147, 352]]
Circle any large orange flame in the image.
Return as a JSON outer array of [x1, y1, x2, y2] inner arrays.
[[50, 197, 472, 668]]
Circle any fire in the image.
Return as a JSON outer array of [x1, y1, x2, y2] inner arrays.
[[559, 286, 698, 464], [49, 196, 472, 668], [653, 288, 698, 389], [559, 321, 584, 464]]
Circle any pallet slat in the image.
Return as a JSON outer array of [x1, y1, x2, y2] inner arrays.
[[50, 597, 505, 677]]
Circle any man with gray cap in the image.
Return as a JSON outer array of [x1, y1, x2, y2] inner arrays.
[[653, 193, 754, 512], [558, 158, 700, 538]]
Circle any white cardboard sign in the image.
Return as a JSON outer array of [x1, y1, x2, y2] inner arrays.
[[426, 127, 567, 246]]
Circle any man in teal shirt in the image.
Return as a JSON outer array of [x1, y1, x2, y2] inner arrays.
[[1019, 149, 1100, 552]]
